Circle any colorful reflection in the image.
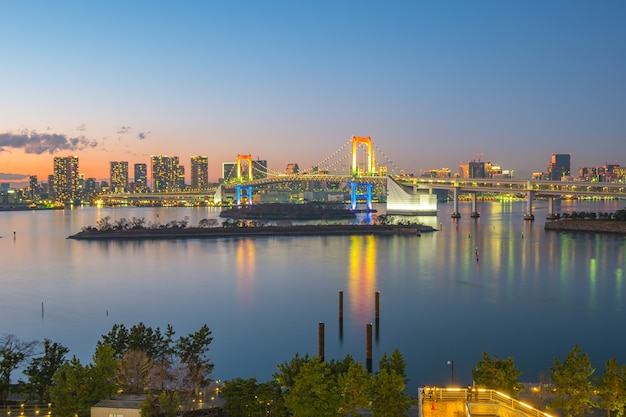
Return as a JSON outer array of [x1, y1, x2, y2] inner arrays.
[[347, 235, 377, 326], [235, 238, 256, 307]]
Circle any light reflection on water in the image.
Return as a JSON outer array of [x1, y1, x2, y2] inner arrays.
[[0, 199, 625, 393]]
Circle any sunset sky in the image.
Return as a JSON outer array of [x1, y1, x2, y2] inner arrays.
[[1, 1, 625, 183]]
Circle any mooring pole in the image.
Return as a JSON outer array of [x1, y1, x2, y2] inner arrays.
[[366, 323, 373, 373], [318, 322, 325, 362]]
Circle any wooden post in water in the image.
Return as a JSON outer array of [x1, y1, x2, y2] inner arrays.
[[338, 290, 344, 342], [338, 291, 343, 319], [375, 291, 380, 342], [375, 291, 380, 320], [366, 323, 373, 373], [318, 322, 325, 362]]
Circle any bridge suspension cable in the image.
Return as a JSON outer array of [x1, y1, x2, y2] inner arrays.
[[372, 142, 404, 176], [304, 139, 352, 174]]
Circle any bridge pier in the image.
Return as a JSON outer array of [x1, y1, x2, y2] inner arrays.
[[350, 182, 373, 211], [451, 187, 461, 218], [523, 186, 535, 221], [235, 185, 253, 206], [546, 197, 558, 219], [470, 192, 480, 218]]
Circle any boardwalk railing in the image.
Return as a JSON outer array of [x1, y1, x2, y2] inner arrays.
[[420, 387, 553, 417], [4, 404, 52, 417]]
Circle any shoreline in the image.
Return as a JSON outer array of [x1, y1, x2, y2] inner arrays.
[[544, 220, 626, 235], [68, 224, 435, 240]]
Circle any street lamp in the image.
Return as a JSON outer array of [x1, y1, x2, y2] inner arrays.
[[447, 360, 454, 386]]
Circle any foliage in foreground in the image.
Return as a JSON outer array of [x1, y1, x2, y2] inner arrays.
[[222, 349, 414, 417]]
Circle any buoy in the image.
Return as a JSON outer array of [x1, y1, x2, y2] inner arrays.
[[431, 402, 435, 410]]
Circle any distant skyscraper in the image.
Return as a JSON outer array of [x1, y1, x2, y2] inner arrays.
[[110, 161, 129, 192], [549, 154, 571, 180], [53, 156, 80, 204], [28, 175, 39, 201], [134, 163, 147, 192], [285, 163, 299, 175], [252, 159, 268, 179], [151, 155, 181, 192], [222, 162, 236, 182], [191, 156, 209, 190]]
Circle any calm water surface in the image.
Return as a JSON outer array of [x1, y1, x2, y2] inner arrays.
[[1, 199, 625, 393]]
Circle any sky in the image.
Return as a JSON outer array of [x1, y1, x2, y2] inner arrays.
[[1, 0, 625, 183]]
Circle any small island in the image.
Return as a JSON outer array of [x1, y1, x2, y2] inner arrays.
[[544, 208, 626, 235], [68, 215, 435, 240]]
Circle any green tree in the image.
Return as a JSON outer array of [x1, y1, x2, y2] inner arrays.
[[140, 390, 180, 417], [337, 361, 372, 417], [222, 378, 286, 417], [21, 339, 69, 402], [255, 380, 287, 417], [0, 334, 38, 403], [50, 357, 92, 417], [89, 344, 119, 402], [378, 348, 408, 384], [471, 351, 524, 397], [370, 368, 413, 417], [284, 356, 340, 417], [549, 344, 597, 417], [274, 352, 311, 391], [597, 358, 626, 417]]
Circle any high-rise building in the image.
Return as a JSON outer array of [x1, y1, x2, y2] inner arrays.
[[134, 163, 148, 192], [53, 156, 80, 204], [459, 161, 486, 178], [285, 163, 299, 175], [252, 159, 268, 179], [110, 161, 129, 193], [191, 156, 209, 190], [549, 154, 571, 180], [28, 175, 39, 201], [222, 162, 236, 182], [151, 155, 181, 192]]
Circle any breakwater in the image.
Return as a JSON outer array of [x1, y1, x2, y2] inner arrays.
[[544, 220, 626, 234]]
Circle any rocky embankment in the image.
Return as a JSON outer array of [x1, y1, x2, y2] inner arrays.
[[545, 220, 626, 235], [68, 224, 436, 240]]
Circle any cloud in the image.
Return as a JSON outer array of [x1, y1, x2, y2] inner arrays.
[[117, 126, 131, 134], [0, 172, 30, 181], [137, 131, 151, 140], [76, 123, 87, 132], [0, 130, 98, 154]]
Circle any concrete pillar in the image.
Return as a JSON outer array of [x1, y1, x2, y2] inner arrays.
[[546, 197, 558, 219], [470, 192, 480, 218], [451, 187, 461, 218], [524, 185, 535, 221]]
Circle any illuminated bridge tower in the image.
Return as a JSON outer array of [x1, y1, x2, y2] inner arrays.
[[236, 154, 253, 206], [350, 136, 376, 211]]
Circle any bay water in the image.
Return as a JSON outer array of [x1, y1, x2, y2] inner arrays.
[[0, 199, 624, 393]]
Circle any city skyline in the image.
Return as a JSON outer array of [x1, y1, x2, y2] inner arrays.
[[1, 1, 625, 183]]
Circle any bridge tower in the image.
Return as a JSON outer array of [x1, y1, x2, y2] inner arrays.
[[351, 136, 376, 177], [236, 154, 254, 205], [237, 154, 253, 182], [350, 136, 376, 211]]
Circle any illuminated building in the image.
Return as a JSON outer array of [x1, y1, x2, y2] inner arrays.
[[134, 163, 147, 192], [285, 163, 299, 175], [53, 156, 80, 204], [252, 159, 267, 179], [549, 153, 571, 180], [110, 161, 129, 192], [222, 162, 236, 183], [151, 155, 181, 192], [191, 156, 209, 190]]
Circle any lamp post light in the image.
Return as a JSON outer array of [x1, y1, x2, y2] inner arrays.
[[447, 360, 454, 386]]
